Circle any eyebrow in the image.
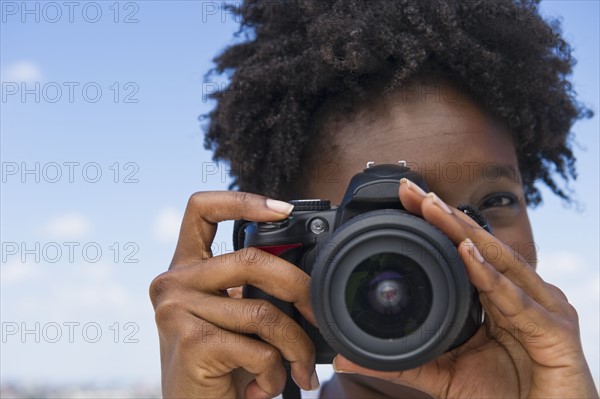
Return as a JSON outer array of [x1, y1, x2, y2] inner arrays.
[[405, 161, 522, 185], [477, 163, 521, 184]]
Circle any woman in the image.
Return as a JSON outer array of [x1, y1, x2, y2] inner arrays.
[[150, 1, 598, 397]]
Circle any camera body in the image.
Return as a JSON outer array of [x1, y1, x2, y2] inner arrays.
[[238, 163, 483, 371]]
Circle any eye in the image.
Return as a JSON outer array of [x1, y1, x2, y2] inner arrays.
[[478, 192, 518, 211]]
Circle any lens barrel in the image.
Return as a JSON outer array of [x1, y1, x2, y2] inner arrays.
[[311, 209, 481, 371]]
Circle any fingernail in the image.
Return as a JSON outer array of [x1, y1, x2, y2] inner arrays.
[[428, 193, 453, 214], [265, 199, 294, 214], [332, 357, 355, 374], [400, 178, 427, 197], [310, 370, 320, 391], [463, 238, 485, 263]]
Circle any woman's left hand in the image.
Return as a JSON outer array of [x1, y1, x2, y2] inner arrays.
[[332, 178, 598, 398]]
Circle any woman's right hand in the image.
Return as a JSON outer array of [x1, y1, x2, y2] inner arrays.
[[149, 191, 320, 398]]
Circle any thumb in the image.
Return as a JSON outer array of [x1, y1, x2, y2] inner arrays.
[[332, 355, 448, 397]]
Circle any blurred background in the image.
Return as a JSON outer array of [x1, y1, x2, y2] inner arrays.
[[1, 1, 598, 397]]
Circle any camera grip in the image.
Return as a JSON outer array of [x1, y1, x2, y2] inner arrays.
[[243, 284, 336, 364]]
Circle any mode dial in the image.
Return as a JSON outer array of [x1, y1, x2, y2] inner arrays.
[[289, 199, 331, 211]]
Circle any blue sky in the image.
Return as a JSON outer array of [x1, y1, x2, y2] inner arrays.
[[1, 0, 598, 390]]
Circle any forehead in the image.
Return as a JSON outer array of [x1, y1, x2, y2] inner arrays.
[[305, 83, 518, 201]]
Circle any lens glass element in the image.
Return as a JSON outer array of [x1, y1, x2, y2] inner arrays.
[[345, 252, 433, 339]]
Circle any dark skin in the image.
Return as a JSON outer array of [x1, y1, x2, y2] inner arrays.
[[149, 84, 598, 398]]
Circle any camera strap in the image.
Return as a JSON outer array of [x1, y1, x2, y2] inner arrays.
[[282, 366, 301, 399]]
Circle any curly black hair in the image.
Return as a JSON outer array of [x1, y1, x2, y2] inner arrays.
[[203, 0, 592, 206]]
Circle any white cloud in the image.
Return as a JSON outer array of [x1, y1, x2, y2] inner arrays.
[[45, 213, 92, 238], [1, 60, 43, 83], [4, 262, 145, 320], [153, 208, 182, 243], [56, 267, 132, 311], [0, 260, 42, 285]]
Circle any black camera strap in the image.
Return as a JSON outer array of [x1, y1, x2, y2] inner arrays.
[[282, 365, 301, 399]]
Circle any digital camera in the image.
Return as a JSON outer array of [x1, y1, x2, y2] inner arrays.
[[235, 162, 484, 371]]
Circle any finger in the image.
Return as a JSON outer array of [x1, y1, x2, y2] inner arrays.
[[192, 296, 316, 390], [235, 338, 288, 398], [182, 318, 289, 396], [411, 191, 557, 308], [228, 286, 243, 298], [244, 379, 277, 399], [400, 179, 560, 315], [172, 191, 294, 267], [178, 248, 315, 325], [429, 202, 558, 309], [161, 314, 287, 398], [399, 177, 428, 215], [399, 178, 483, 229], [458, 240, 567, 350]]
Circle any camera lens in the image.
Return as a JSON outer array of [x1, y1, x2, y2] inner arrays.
[[345, 253, 432, 339], [312, 209, 482, 371]]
